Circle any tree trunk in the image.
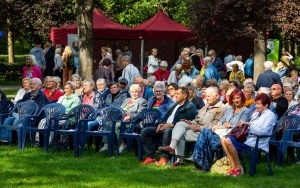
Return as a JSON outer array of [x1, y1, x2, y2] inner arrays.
[[7, 18, 14, 63], [253, 32, 266, 84], [76, 0, 94, 80]]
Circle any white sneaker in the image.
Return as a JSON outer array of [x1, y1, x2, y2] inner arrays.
[[118, 144, 127, 153], [99, 145, 108, 152]]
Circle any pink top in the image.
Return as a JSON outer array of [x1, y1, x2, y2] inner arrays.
[[23, 65, 43, 80]]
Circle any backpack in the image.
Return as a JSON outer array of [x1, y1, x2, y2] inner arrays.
[[66, 54, 74, 67]]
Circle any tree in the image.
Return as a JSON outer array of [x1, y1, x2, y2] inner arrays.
[[76, 0, 94, 79], [188, 0, 299, 82]]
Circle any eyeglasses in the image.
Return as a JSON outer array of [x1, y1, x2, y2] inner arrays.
[[155, 90, 162, 93]]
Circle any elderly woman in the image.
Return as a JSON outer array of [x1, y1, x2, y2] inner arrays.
[[243, 85, 255, 107], [186, 82, 205, 110], [23, 55, 43, 80], [148, 81, 174, 117], [71, 74, 83, 96], [147, 48, 161, 77], [213, 89, 250, 138], [105, 82, 128, 106], [284, 87, 298, 108], [167, 64, 183, 85], [229, 64, 245, 83], [153, 61, 170, 83], [167, 83, 179, 102], [100, 84, 147, 153], [35, 81, 81, 147], [221, 93, 276, 177], [96, 78, 109, 100], [14, 77, 32, 103], [219, 79, 230, 103]]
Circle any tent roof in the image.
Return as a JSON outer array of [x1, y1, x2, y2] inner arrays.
[[134, 11, 193, 40], [51, 9, 137, 45]]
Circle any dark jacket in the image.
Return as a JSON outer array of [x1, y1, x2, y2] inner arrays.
[[191, 97, 205, 110], [212, 57, 225, 72], [163, 100, 197, 125], [147, 95, 174, 117], [18, 90, 49, 108], [105, 90, 128, 105], [256, 70, 282, 90], [94, 67, 112, 85]]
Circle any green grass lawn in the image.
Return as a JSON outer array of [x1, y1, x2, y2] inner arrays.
[[0, 145, 299, 188]]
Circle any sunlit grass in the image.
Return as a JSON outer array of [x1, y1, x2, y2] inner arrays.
[[0, 145, 299, 188]]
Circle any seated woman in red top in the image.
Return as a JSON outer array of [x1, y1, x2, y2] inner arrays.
[[153, 61, 170, 84], [42, 76, 64, 102], [23, 55, 43, 80]]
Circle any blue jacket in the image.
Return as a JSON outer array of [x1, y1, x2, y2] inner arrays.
[[244, 57, 254, 77], [212, 57, 225, 72], [183, 68, 199, 79], [204, 64, 220, 83], [18, 90, 49, 108], [277, 67, 288, 78], [147, 95, 174, 117], [256, 70, 282, 90], [143, 86, 154, 100]]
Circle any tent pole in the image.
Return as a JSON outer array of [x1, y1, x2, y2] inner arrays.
[[140, 38, 144, 77]]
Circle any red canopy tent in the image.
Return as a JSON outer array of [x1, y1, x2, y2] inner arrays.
[[134, 11, 193, 40], [50, 9, 138, 45]]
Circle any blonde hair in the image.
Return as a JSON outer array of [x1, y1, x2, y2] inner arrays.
[[64, 45, 73, 56], [130, 84, 142, 93]]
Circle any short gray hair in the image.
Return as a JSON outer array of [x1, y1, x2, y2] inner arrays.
[[96, 78, 107, 87], [160, 61, 168, 67], [122, 55, 131, 63], [130, 84, 142, 93], [71, 74, 82, 81], [27, 55, 37, 65], [205, 86, 219, 95], [31, 78, 42, 86], [153, 81, 166, 92], [244, 85, 255, 95], [203, 56, 212, 64], [264, 61, 274, 70]]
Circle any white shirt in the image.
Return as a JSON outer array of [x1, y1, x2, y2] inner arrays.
[[166, 104, 181, 123]]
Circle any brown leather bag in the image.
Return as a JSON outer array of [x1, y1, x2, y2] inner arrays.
[[228, 124, 249, 142]]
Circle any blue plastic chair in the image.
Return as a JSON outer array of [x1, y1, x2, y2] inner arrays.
[[53, 104, 96, 157], [22, 103, 66, 151], [118, 109, 162, 160], [81, 106, 125, 157], [0, 101, 39, 149], [240, 121, 279, 176], [280, 115, 300, 164]]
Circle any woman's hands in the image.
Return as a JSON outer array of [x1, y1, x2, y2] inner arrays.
[[237, 121, 250, 127]]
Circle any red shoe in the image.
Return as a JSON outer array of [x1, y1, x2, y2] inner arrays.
[[156, 157, 169, 166], [227, 169, 235, 176], [158, 146, 175, 155], [231, 168, 244, 177], [141, 157, 156, 165]]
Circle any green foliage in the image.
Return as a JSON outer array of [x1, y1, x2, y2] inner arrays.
[[0, 55, 27, 63], [0, 146, 300, 188]]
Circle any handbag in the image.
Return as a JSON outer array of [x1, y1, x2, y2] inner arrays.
[[210, 156, 231, 174], [228, 124, 249, 142], [143, 64, 148, 72]]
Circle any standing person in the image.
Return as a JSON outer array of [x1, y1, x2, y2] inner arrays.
[[208, 49, 226, 74], [44, 40, 55, 77], [62, 45, 74, 85], [147, 48, 161, 77], [121, 55, 141, 87], [190, 46, 202, 71], [244, 53, 254, 79], [114, 49, 124, 82], [256, 61, 282, 91], [53, 48, 63, 80], [94, 58, 112, 85], [203, 56, 220, 84], [122, 44, 132, 59], [30, 42, 46, 72], [23, 55, 43, 80]]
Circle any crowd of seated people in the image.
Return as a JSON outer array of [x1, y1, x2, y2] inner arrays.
[[1, 45, 300, 177]]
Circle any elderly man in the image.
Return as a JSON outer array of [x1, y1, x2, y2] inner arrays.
[[255, 61, 282, 90], [159, 86, 226, 168], [42, 76, 64, 102], [133, 76, 154, 100], [203, 56, 220, 84], [121, 55, 140, 87], [141, 86, 197, 166], [270, 83, 288, 119]]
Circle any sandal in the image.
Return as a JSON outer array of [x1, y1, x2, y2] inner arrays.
[[227, 169, 235, 176], [231, 168, 244, 177]]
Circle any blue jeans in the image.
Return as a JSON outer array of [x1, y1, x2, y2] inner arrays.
[[0, 117, 16, 142], [141, 127, 173, 159]]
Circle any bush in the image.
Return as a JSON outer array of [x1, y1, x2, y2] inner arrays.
[[0, 55, 28, 63], [0, 62, 23, 81]]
